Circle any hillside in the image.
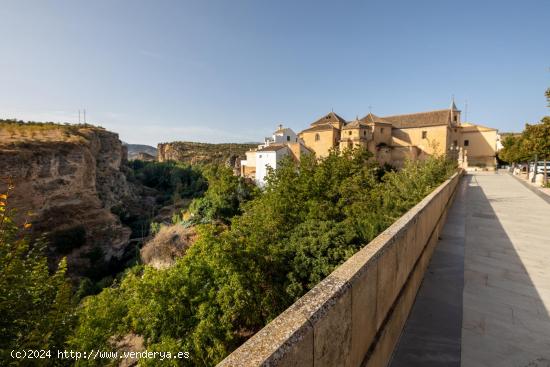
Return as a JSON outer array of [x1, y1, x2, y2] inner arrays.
[[124, 143, 157, 160], [157, 141, 258, 170]]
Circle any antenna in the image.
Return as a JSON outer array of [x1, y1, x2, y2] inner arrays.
[[368, 105, 372, 114], [78, 110, 81, 124], [83, 109, 86, 124], [465, 100, 468, 122]]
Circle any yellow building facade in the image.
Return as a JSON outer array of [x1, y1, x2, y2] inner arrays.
[[298, 102, 498, 169]]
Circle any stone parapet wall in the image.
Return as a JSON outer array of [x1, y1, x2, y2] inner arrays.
[[217, 171, 462, 367]]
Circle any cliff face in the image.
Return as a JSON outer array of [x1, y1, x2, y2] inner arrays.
[[0, 122, 136, 277], [157, 141, 257, 174]]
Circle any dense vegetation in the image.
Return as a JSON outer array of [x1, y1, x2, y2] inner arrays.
[[499, 88, 550, 185], [187, 164, 259, 224], [0, 188, 75, 365], [68, 149, 455, 366], [1, 147, 455, 366], [128, 160, 208, 206]]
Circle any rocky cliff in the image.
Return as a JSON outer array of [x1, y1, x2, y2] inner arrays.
[[157, 141, 257, 173], [0, 121, 137, 277]]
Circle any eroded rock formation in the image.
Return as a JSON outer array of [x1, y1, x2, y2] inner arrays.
[[157, 141, 256, 174], [0, 122, 137, 277]]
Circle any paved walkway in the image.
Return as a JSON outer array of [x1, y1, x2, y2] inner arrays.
[[390, 172, 550, 367]]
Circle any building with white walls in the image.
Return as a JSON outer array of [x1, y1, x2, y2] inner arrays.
[[241, 125, 312, 185]]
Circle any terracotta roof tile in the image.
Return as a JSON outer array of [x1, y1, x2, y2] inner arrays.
[[382, 109, 452, 128], [311, 112, 347, 126], [359, 113, 393, 125], [300, 124, 338, 133], [342, 119, 369, 129]]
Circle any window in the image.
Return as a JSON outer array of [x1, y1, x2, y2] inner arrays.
[[464, 139, 469, 147], [286, 135, 290, 141], [258, 154, 262, 158], [422, 131, 427, 139], [453, 140, 457, 146], [454, 115, 458, 122], [348, 131, 352, 136], [315, 133, 320, 141], [381, 128, 385, 133], [363, 130, 367, 136]]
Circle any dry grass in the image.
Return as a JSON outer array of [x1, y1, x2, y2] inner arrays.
[[140, 224, 197, 269], [0, 119, 103, 145]]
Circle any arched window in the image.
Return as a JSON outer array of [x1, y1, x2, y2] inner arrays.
[[315, 133, 320, 141]]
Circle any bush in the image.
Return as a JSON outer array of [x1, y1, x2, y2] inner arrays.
[[71, 149, 455, 366], [188, 165, 258, 224], [0, 189, 75, 365], [129, 161, 207, 204]]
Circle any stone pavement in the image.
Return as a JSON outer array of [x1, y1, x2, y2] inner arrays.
[[390, 172, 550, 367]]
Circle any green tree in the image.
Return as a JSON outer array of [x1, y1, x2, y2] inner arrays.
[[499, 135, 528, 164], [189, 165, 258, 224], [523, 118, 550, 184], [0, 187, 75, 366], [70, 149, 455, 367]]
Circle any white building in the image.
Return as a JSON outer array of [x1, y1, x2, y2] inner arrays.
[[241, 125, 311, 186]]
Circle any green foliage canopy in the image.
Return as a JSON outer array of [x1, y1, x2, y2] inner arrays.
[[188, 165, 259, 224], [70, 149, 456, 366], [0, 188, 75, 366]]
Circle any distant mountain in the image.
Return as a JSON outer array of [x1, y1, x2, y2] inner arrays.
[[123, 143, 158, 160]]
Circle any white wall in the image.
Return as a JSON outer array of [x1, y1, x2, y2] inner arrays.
[[273, 128, 298, 144], [256, 148, 290, 186], [256, 151, 278, 186]]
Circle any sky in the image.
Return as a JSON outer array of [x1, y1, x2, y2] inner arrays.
[[1, 0, 549, 146]]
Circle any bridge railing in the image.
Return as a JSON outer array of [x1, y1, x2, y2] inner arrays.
[[217, 170, 462, 367]]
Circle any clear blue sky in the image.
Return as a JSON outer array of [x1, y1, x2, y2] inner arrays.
[[1, 0, 549, 146]]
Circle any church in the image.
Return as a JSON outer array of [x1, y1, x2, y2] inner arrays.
[[241, 101, 498, 184]]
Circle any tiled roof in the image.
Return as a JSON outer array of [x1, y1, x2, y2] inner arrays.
[[311, 112, 347, 126], [461, 123, 497, 132], [382, 109, 452, 128], [359, 113, 393, 125], [342, 119, 369, 129], [300, 124, 338, 133]]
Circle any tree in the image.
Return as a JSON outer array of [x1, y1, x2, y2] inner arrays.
[[0, 186, 75, 365], [499, 135, 529, 164], [70, 149, 456, 367], [188, 164, 259, 224], [523, 118, 550, 185]]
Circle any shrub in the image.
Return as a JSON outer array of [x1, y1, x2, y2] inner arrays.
[[71, 149, 455, 366], [0, 188, 75, 364]]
